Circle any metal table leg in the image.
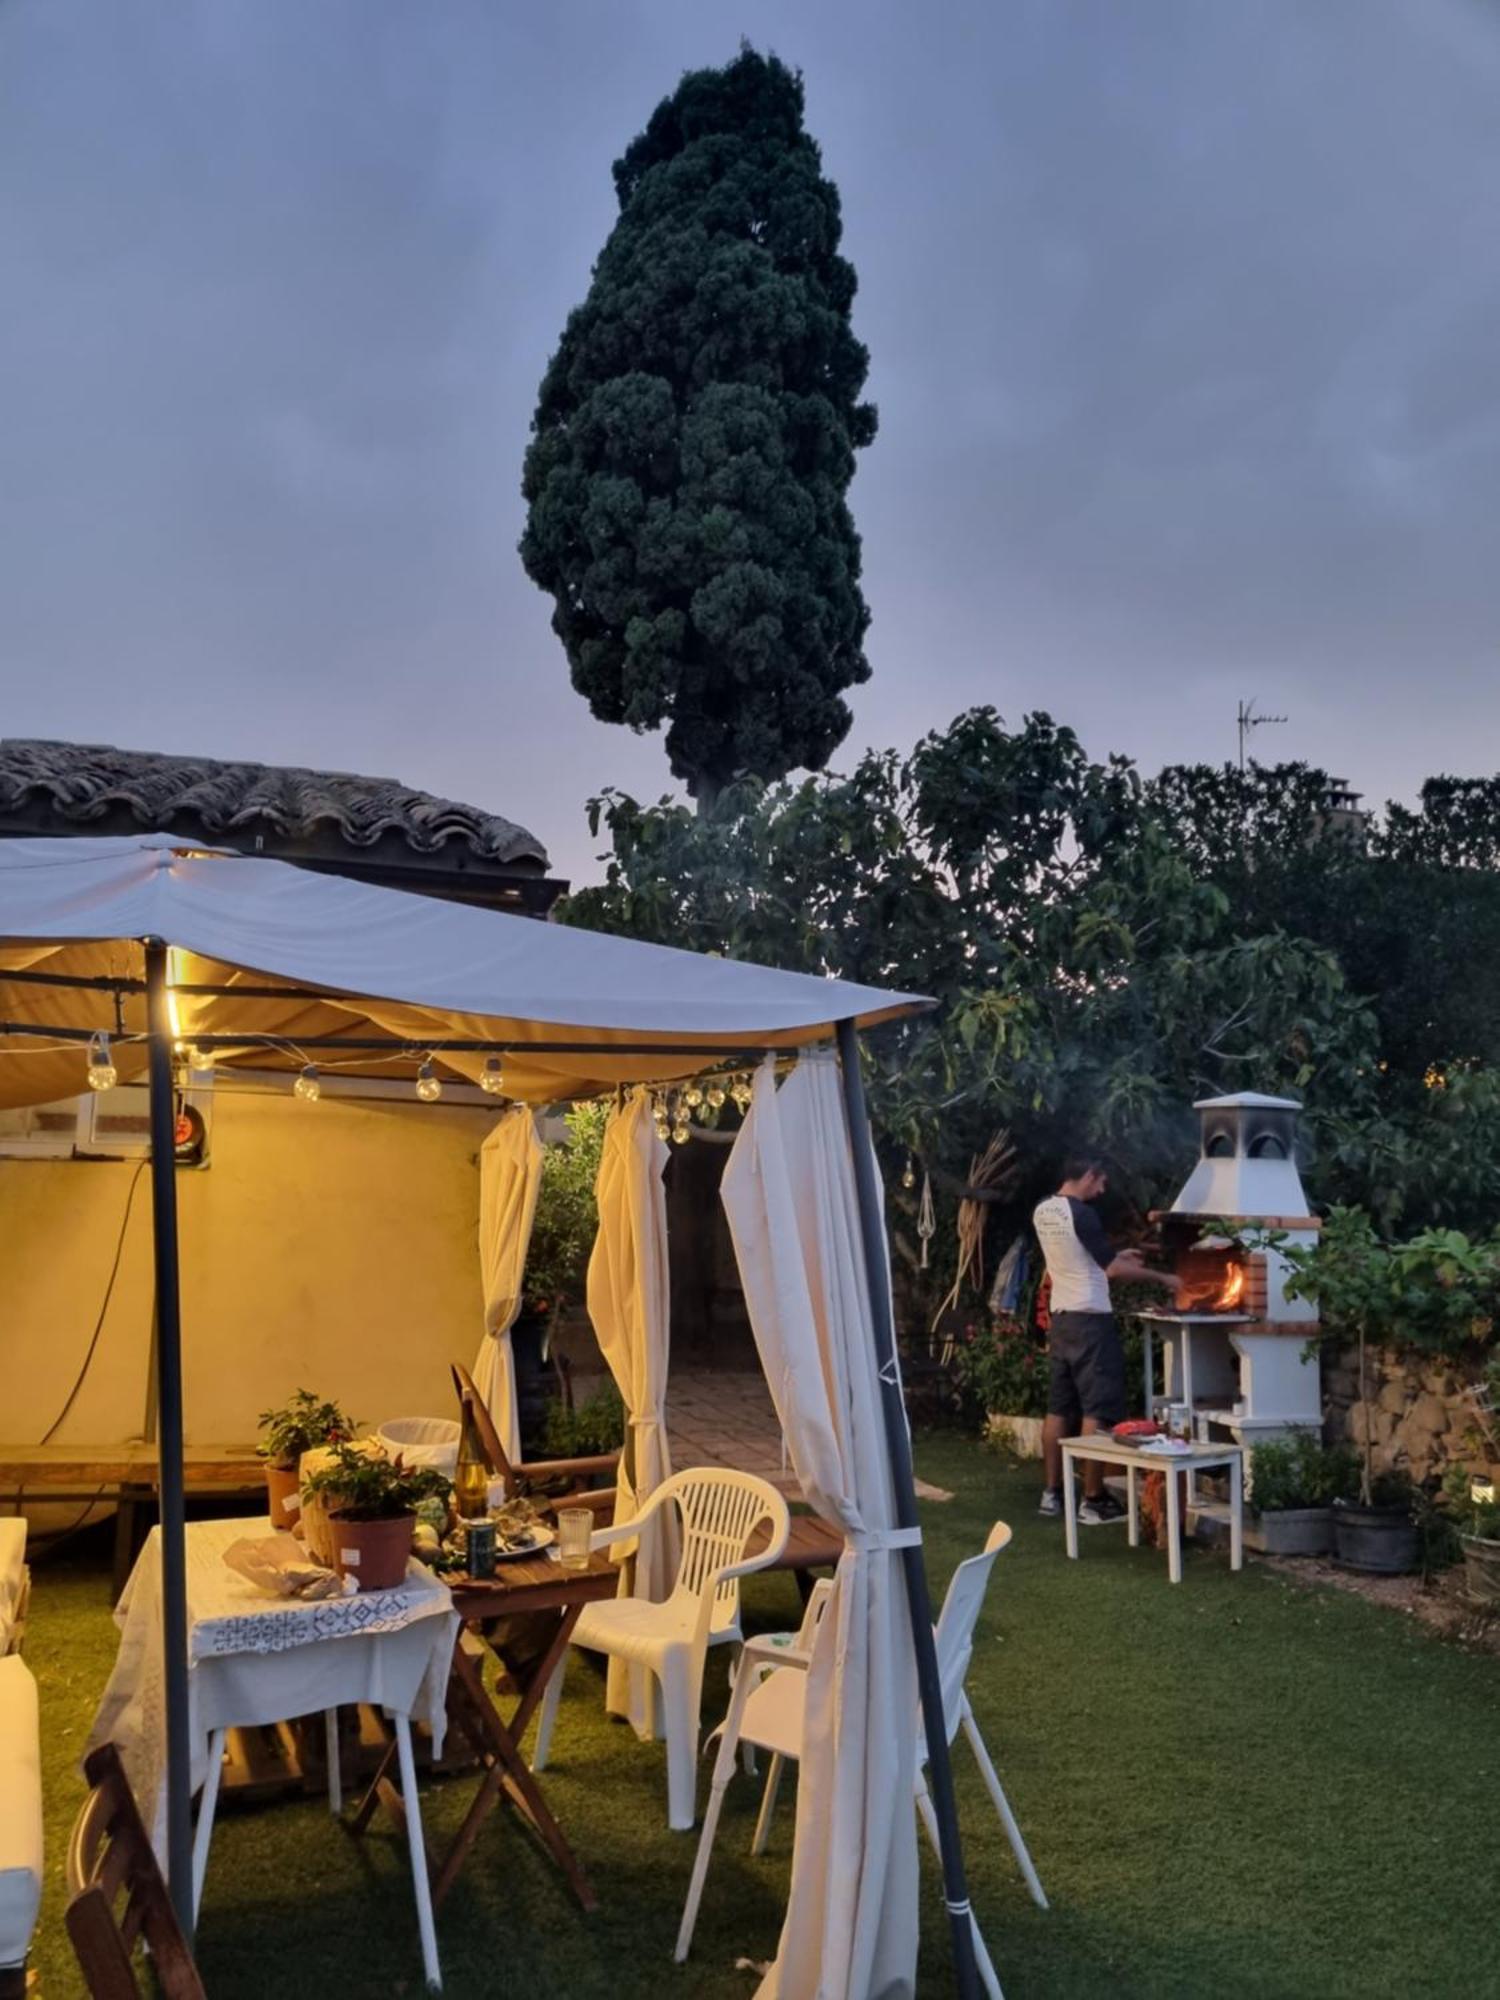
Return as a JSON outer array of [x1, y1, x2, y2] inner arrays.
[[191, 1727, 227, 1923], [393, 1712, 442, 1992], [1062, 1449, 1079, 1561]]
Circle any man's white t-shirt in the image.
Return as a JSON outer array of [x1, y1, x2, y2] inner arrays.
[[1033, 1195, 1113, 1315]]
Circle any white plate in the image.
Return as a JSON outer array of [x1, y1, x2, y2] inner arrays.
[[490, 1524, 556, 1560]]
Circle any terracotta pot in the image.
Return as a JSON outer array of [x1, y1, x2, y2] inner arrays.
[[264, 1461, 302, 1532], [327, 1512, 415, 1592]]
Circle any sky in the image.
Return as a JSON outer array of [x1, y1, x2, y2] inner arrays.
[[2, 0, 1498, 886]]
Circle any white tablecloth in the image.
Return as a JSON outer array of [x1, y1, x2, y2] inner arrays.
[[87, 1516, 457, 1857]]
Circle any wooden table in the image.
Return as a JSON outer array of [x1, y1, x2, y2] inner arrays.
[[355, 1548, 621, 1913], [0, 1443, 263, 1593], [1059, 1436, 1244, 1584], [748, 1511, 844, 1601]]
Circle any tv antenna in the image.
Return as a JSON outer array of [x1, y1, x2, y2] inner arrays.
[[1236, 697, 1287, 773]]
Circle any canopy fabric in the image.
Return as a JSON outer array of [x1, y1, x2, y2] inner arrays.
[[473, 1108, 544, 1464], [722, 1054, 920, 2000], [0, 835, 928, 1109], [587, 1090, 675, 1735]]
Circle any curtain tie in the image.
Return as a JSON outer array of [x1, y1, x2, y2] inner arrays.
[[844, 1525, 923, 1553]]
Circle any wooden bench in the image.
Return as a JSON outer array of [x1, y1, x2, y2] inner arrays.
[[0, 1444, 262, 1595]]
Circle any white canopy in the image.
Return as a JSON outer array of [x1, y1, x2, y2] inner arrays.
[[0, 835, 926, 1109]]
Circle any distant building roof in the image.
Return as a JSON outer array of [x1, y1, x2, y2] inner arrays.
[[0, 739, 565, 913]]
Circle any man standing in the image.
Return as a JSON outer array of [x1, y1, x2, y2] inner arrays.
[[1033, 1156, 1171, 1522]]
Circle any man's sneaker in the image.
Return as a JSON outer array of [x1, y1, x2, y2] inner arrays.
[[1037, 1487, 1063, 1518], [1078, 1492, 1127, 1526]]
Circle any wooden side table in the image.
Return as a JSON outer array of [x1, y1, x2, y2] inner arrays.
[[1059, 1437, 1244, 1584]]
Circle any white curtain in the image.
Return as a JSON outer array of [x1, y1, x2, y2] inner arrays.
[[472, 1107, 544, 1466], [721, 1053, 920, 2000], [588, 1089, 675, 1731]]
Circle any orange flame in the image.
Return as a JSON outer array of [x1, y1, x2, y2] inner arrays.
[[1217, 1263, 1246, 1310]]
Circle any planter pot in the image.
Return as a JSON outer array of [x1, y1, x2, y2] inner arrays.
[[264, 1461, 302, 1532], [326, 1513, 415, 1592], [1460, 1533, 1500, 1607], [1252, 1506, 1335, 1557], [1333, 1502, 1419, 1575], [983, 1414, 1045, 1460]]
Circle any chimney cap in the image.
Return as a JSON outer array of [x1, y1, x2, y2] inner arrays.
[[1192, 1091, 1302, 1112]]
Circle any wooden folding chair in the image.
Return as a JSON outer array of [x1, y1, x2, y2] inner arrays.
[[450, 1362, 618, 1515], [66, 1741, 205, 2000]]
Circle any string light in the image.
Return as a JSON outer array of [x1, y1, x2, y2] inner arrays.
[[479, 1056, 507, 1096], [86, 1033, 117, 1092], [684, 1084, 704, 1109], [902, 1155, 917, 1191], [671, 1122, 691, 1146], [707, 1084, 726, 1110], [415, 1059, 443, 1103], [294, 1065, 321, 1103], [732, 1076, 752, 1111]]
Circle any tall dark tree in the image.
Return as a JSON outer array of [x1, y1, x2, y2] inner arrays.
[[520, 47, 877, 804]]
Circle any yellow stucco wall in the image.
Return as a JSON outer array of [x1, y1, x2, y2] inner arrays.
[[0, 1086, 493, 1446]]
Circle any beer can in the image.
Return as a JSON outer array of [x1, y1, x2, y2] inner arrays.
[[465, 1518, 496, 1579]]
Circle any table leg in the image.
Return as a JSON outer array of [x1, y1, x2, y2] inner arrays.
[[1126, 1464, 1139, 1547], [1165, 1466, 1183, 1584], [1142, 1322, 1154, 1420], [1062, 1451, 1079, 1560], [394, 1713, 442, 1993], [324, 1708, 342, 1814], [191, 1727, 227, 1923], [1229, 1452, 1244, 1572]]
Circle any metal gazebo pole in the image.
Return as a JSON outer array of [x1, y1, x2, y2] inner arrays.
[[835, 1016, 982, 1998], [144, 938, 194, 1932]]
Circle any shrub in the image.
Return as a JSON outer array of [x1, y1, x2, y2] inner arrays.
[[541, 1382, 626, 1459], [952, 1316, 1049, 1423], [1251, 1435, 1360, 1512]]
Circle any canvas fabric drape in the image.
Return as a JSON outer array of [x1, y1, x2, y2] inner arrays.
[[721, 1054, 920, 2000], [472, 1107, 544, 1466], [587, 1090, 675, 1732]]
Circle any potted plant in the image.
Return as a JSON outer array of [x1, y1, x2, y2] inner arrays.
[[951, 1315, 1049, 1457], [256, 1389, 356, 1531], [1444, 1465, 1500, 1606], [1247, 1434, 1360, 1556], [301, 1444, 451, 1591]]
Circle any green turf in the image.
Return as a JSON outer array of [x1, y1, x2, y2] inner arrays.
[[22, 1438, 1500, 1997]]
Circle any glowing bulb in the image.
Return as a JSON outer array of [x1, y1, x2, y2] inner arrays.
[[671, 1123, 691, 1145], [479, 1056, 506, 1096], [732, 1079, 752, 1110], [902, 1156, 917, 1191], [87, 1033, 117, 1092], [684, 1085, 704, 1109], [416, 1059, 442, 1103], [707, 1085, 726, 1110], [294, 1065, 321, 1103]]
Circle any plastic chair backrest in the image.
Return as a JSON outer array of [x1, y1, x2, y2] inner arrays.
[[662, 1469, 789, 1634], [932, 1521, 1012, 1741]]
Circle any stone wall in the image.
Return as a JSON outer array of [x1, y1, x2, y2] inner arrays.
[[1323, 1346, 1498, 1487]]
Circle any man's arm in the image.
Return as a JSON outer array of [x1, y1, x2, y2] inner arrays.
[[1105, 1248, 1176, 1290]]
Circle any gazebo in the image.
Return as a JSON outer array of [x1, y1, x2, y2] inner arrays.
[[0, 832, 984, 1997]]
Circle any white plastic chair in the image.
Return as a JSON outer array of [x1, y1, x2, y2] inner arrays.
[[674, 1521, 1047, 1996], [531, 1467, 790, 1831]]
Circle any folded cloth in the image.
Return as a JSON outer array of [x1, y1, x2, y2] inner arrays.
[[223, 1536, 351, 1600]]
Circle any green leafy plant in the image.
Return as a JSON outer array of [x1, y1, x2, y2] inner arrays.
[[541, 1382, 626, 1458], [526, 1101, 609, 1316], [301, 1443, 451, 1522], [1250, 1435, 1360, 1512], [951, 1316, 1049, 1424], [256, 1390, 357, 1471]]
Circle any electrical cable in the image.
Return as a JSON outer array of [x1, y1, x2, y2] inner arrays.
[[38, 1157, 149, 1445]]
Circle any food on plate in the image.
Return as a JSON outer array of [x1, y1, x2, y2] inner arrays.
[[1112, 1419, 1160, 1440]]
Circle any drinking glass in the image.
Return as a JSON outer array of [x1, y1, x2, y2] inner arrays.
[[557, 1508, 592, 1571]]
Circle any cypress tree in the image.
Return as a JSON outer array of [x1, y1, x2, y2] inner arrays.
[[520, 47, 877, 804]]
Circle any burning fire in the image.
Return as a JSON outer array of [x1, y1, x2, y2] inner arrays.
[[1216, 1263, 1246, 1311]]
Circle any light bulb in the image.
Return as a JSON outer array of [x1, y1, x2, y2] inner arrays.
[[707, 1085, 726, 1110], [732, 1079, 752, 1110], [684, 1084, 704, 1109], [416, 1059, 442, 1103], [294, 1065, 321, 1103], [87, 1034, 117, 1092], [902, 1156, 917, 1191], [671, 1120, 690, 1146], [479, 1056, 506, 1096]]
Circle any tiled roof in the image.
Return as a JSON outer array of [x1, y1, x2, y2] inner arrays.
[[0, 739, 549, 869]]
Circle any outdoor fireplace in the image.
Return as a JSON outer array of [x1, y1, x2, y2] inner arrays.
[[1140, 1092, 1322, 1447]]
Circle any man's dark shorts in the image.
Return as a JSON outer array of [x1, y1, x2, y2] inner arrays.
[[1048, 1311, 1126, 1427]]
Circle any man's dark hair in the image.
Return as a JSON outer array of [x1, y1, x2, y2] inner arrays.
[[1060, 1154, 1107, 1184]]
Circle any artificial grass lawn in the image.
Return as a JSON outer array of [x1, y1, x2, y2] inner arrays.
[[23, 1435, 1499, 1998]]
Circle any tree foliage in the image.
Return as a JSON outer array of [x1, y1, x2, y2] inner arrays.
[[521, 46, 876, 801]]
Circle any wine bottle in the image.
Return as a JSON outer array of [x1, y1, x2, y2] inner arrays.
[[454, 1391, 490, 1520]]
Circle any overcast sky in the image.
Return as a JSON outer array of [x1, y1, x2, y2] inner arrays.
[[3, 1, 1498, 883]]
